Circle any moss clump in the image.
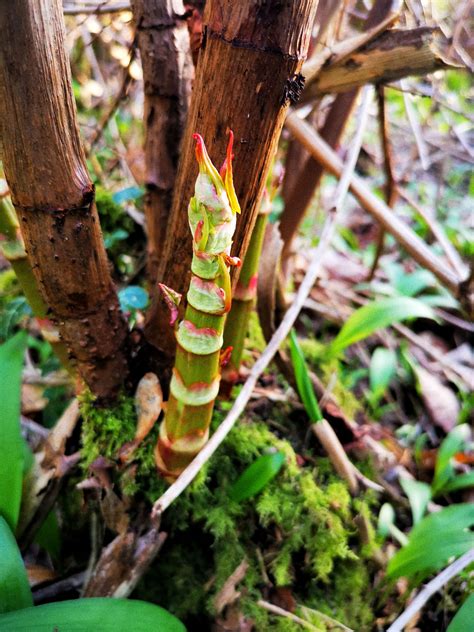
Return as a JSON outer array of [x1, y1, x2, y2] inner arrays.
[[80, 392, 376, 630], [80, 390, 165, 499]]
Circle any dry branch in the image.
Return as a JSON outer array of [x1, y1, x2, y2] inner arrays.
[[131, 0, 193, 279], [145, 0, 319, 364], [284, 111, 464, 298], [0, 0, 129, 399], [280, 0, 394, 261], [304, 27, 454, 99]]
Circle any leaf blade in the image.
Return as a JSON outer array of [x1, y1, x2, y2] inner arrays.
[[0, 332, 27, 530], [387, 503, 474, 579], [289, 330, 322, 422], [0, 599, 185, 632], [0, 517, 33, 614], [229, 452, 286, 502], [329, 297, 436, 355]]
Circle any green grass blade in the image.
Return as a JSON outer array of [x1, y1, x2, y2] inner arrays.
[[387, 503, 474, 579], [229, 452, 286, 502], [0, 517, 33, 614], [329, 297, 436, 356], [289, 330, 322, 422], [0, 332, 27, 530], [0, 598, 185, 631]]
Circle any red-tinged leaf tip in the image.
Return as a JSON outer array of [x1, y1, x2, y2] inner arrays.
[[158, 283, 182, 326], [223, 254, 241, 267], [220, 346, 233, 367], [221, 129, 241, 214], [193, 132, 223, 192], [193, 133, 205, 164]]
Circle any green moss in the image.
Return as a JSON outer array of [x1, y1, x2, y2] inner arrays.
[[79, 392, 375, 630]]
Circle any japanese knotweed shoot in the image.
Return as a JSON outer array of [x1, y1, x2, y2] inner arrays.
[[156, 132, 241, 478]]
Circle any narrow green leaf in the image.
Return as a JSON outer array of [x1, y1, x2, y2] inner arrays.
[[447, 594, 474, 632], [369, 347, 397, 396], [432, 424, 470, 494], [229, 452, 286, 502], [441, 471, 474, 494], [329, 298, 436, 355], [0, 517, 33, 614], [387, 503, 474, 579], [0, 599, 185, 631], [399, 478, 431, 525], [0, 332, 27, 530], [289, 330, 322, 422]]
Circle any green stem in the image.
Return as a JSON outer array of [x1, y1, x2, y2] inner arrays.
[[221, 207, 269, 392], [0, 196, 73, 372], [156, 132, 240, 478]]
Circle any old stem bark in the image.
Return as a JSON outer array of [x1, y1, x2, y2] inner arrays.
[[145, 0, 320, 366], [0, 0, 129, 399], [131, 0, 193, 280]]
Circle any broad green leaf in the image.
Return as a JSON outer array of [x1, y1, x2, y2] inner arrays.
[[0, 332, 27, 530], [329, 298, 436, 355], [119, 286, 149, 312], [369, 347, 397, 397], [447, 594, 474, 632], [387, 503, 474, 579], [442, 471, 474, 494], [0, 599, 185, 631], [432, 424, 470, 494], [289, 330, 322, 422], [0, 517, 33, 613], [229, 452, 285, 502], [399, 478, 431, 525]]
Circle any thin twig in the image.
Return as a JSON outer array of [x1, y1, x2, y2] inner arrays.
[[387, 548, 474, 632], [63, 1, 131, 15], [368, 85, 398, 280], [400, 79, 430, 170], [257, 600, 322, 631], [397, 188, 468, 279], [284, 109, 463, 297]]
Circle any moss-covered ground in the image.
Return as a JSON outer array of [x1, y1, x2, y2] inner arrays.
[[80, 384, 378, 631]]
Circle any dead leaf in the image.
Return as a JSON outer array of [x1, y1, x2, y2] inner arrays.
[[214, 559, 249, 615], [21, 384, 48, 414], [100, 488, 130, 535], [257, 223, 284, 343], [135, 372, 163, 441], [26, 564, 57, 587], [415, 366, 460, 433]]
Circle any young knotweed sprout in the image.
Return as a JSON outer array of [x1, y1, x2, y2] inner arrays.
[[156, 131, 241, 479]]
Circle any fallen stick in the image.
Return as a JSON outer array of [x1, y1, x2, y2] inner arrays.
[[387, 548, 474, 632], [284, 110, 465, 300]]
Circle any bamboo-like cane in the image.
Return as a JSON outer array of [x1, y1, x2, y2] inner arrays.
[[0, 196, 72, 372], [155, 132, 241, 479], [220, 208, 268, 393]]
